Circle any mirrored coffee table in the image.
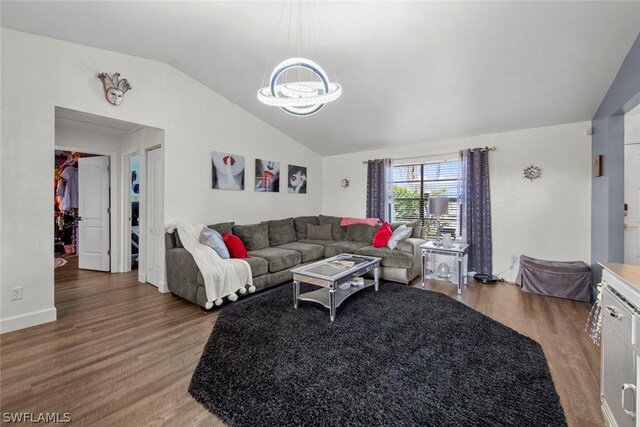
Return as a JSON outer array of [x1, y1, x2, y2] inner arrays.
[[290, 254, 381, 321]]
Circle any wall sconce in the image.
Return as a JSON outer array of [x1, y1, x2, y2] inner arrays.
[[340, 178, 350, 189]]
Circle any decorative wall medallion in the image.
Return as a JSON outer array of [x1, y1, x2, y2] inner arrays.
[[98, 72, 131, 105], [523, 165, 542, 181], [340, 178, 350, 189]]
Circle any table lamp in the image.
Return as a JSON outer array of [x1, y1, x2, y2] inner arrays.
[[428, 196, 449, 247]]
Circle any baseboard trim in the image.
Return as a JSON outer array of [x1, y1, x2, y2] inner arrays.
[[0, 307, 57, 334], [158, 281, 169, 293]]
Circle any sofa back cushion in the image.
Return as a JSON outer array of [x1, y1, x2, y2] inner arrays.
[[319, 215, 346, 240], [391, 220, 422, 239], [294, 216, 320, 240], [266, 217, 296, 246], [207, 221, 235, 236], [306, 223, 333, 240], [232, 223, 269, 251], [346, 223, 381, 243]]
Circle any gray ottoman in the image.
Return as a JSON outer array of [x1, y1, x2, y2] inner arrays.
[[516, 255, 592, 302]]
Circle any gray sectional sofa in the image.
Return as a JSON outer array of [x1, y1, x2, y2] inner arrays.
[[165, 215, 426, 308]]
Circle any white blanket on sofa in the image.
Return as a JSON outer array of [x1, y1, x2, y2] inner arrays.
[[166, 222, 253, 308]]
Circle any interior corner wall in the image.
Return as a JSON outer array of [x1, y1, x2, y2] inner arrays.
[[591, 31, 640, 284], [322, 122, 592, 281], [0, 29, 322, 333]]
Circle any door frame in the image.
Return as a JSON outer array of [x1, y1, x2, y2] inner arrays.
[[54, 144, 119, 272], [121, 151, 140, 273]]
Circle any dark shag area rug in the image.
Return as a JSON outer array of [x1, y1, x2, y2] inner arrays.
[[189, 282, 566, 427]]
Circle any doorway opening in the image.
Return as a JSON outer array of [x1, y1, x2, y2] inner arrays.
[[54, 150, 110, 272], [624, 103, 640, 265], [129, 153, 140, 270], [54, 107, 166, 304]]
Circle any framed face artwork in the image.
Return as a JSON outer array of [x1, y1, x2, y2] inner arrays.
[[288, 165, 307, 194], [211, 151, 245, 190], [255, 159, 280, 192]]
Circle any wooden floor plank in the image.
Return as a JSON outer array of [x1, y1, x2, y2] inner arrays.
[[0, 258, 602, 426]]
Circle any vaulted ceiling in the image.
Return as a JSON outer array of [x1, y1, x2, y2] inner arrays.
[[3, 1, 640, 155]]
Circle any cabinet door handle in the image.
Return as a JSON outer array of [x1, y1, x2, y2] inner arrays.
[[622, 383, 636, 418], [605, 305, 622, 320]]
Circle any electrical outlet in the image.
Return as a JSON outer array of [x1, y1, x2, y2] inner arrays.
[[11, 287, 23, 301]]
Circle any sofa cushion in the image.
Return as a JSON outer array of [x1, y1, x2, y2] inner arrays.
[[346, 223, 381, 243], [207, 221, 235, 236], [298, 239, 335, 247], [266, 217, 296, 246], [294, 216, 319, 240], [324, 241, 370, 258], [244, 256, 269, 277], [233, 223, 269, 251], [275, 242, 324, 263], [246, 248, 301, 273], [391, 220, 422, 239], [355, 245, 414, 269], [307, 223, 333, 240], [319, 215, 346, 240]]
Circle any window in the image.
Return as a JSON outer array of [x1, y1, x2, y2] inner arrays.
[[392, 159, 460, 238]]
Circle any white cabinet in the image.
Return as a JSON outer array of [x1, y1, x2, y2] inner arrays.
[[601, 263, 640, 427]]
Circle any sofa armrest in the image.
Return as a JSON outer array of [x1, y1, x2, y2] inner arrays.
[[166, 247, 201, 302], [397, 238, 426, 256]]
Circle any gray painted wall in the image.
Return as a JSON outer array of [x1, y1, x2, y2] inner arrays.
[[592, 32, 640, 285]]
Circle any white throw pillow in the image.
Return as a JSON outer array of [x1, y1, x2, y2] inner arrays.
[[387, 225, 413, 250], [199, 227, 230, 259]]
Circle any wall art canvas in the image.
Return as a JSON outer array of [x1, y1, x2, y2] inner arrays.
[[288, 164, 307, 194], [255, 159, 280, 192], [212, 151, 245, 190]]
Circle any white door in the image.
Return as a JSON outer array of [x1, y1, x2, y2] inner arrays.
[[146, 148, 163, 287], [78, 156, 110, 271], [624, 144, 640, 265]]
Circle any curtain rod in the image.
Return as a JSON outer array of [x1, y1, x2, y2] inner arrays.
[[361, 146, 496, 164]]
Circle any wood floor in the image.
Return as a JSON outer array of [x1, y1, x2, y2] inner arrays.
[[1, 259, 602, 426]]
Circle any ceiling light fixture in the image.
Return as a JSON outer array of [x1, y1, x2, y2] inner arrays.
[[257, 1, 341, 117]]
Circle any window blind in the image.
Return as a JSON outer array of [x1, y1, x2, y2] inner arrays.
[[392, 159, 460, 237]]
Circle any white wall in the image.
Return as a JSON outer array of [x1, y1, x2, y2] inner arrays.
[[322, 122, 592, 280], [626, 107, 640, 144], [1, 29, 322, 332]]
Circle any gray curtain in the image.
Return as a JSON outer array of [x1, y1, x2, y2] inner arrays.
[[366, 159, 392, 221], [460, 149, 492, 275]]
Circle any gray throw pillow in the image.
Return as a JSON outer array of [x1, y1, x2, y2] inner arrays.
[[199, 227, 230, 259], [319, 215, 346, 240], [232, 223, 269, 251], [306, 223, 333, 240], [387, 225, 413, 250], [294, 216, 320, 240]]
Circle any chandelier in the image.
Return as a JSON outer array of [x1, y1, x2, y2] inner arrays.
[[257, 1, 341, 117]]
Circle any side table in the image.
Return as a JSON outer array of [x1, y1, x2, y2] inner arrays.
[[420, 241, 470, 295]]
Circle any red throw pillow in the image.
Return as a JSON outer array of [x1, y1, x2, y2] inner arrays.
[[373, 222, 393, 248], [223, 232, 249, 258]]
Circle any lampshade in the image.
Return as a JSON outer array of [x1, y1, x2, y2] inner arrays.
[[428, 197, 449, 216]]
